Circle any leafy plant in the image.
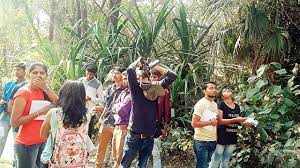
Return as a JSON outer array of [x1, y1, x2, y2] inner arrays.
[[232, 63, 300, 167]]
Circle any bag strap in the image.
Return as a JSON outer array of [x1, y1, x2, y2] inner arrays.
[[50, 108, 62, 163]]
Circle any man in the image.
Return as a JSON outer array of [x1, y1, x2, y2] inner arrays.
[[78, 63, 104, 138], [120, 57, 177, 168], [149, 69, 171, 168], [111, 71, 131, 168], [96, 67, 125, 168], [0, 63, 26, 157], [191, 81, 218, 168]]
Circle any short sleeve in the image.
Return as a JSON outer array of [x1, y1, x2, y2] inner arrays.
[[13, 87, 30, 101], [193, 102, 204, 118], [217, 101, 224, 110]]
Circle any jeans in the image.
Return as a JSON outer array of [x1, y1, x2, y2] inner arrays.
[[152, 136, 162, 168], [209, 144, 236, 168], [120, 131, 154, 168], [193, 140, 216, 168], [0, 113, 11, 157], [15, 142, 46, 168]]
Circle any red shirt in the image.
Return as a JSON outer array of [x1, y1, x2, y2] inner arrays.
[[157, 89, 171, 124], [13, 84, 47, 145]]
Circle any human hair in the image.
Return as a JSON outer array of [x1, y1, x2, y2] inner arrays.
[[85, 63, 97, 74], [113, 66, 126, 73], [202, 81, 217, 90], [14, 62, 26, 70], [141, 70, 150, 80], [28, 62, 48, 74], [151, 69, 162, 78], [55, 80, 87, 128]]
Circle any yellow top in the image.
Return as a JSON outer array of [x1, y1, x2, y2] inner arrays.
[[193, 97, 218, 141]]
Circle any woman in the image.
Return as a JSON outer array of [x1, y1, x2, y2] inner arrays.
[[209, 88, 250, 168], [10, 62, 58, 168], [40, 80, 89, 167]]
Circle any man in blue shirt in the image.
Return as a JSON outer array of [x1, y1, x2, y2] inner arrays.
[[120, 57, 177, 168], [0, 62, 26, 157]]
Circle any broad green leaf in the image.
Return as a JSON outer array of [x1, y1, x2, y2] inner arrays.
[[256, 64, 269, 77], [256, 79, 268, 89], [247, 76, 257, 83], [259, 109, 272, 114], [284, 138, 294, 147], [284, 121, 293, 127], [274, 69, 287, 75], [278, 104, 289, 114], [246, 87, 260, 100], [270, 62, 282, 69], [271, 114, 280, 119], [257, 127, 269, 141], [295, 139, 300, 148], [269, 85, 281, 96], [284, 98, 296, 107], [282, 131, 292, 140]]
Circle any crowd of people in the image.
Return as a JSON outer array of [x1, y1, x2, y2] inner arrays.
[[0, 57, 252, 168]]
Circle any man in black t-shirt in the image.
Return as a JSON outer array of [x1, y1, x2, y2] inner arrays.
[[209, 89, 251, 168]]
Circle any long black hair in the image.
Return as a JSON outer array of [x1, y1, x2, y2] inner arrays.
[[55, 80, 87, 128]]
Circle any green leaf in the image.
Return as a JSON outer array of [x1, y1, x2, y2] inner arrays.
[[284, 138, 295, 147], [284, 98, 296, 107], [284, 121, 293, 127], [270, 62, 282, 69], [269, 85, 282, 96], [247, 76, 257, 83], [257, 127, 269, 141], [256, 79, 268, 89], [271, 114, 280, 119], [278, 104, 289, 114], [259, 109, 272, 114], [295, 139, 300, 148], [256, 64, 269, 78], [246, 87, 260, 100], [282, 131, 292, 140], [274, 69, 287, 75]]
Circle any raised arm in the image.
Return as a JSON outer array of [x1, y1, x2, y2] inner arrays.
[[152, 65, 177, 89]]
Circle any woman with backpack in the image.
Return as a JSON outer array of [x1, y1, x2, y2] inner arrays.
[[40, 80, 90, 167], [10, 62, 58, 168]]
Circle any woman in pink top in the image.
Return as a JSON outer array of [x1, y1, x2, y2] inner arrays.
[[10, 62, 58, 168]]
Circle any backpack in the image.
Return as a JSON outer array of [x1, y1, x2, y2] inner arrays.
[[50, 109, 88, 168]]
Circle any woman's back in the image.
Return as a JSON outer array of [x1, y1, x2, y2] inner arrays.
[[50, 107, 88, 167]]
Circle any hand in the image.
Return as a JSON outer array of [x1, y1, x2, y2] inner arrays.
[[235, 117, 247, 123], [161, 128, 167, 141], [33, 77, 48, 91], [135, 57, 142, 67], [210, 119, 218, 126]]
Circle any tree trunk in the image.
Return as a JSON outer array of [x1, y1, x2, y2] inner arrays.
[[76, 0, 82, 37], [107, 0, 121, 30], [49, 0, 57, 41]]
